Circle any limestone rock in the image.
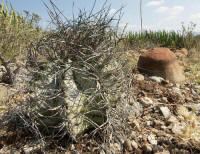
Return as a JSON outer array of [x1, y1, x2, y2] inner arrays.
[[137, 47, 185, 83], [131, 140, 138, 150], [172, 87, 182, 97], [148, 134, 158, 145], [160, 106, 171, 119], [140, 97, 154, 107], [135, 74, 144, 81], [149, 76, 164, 83]]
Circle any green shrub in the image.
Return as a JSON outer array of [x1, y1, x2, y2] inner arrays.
[[125, 23, 199, 50]]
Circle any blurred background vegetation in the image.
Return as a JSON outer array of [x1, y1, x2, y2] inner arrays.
[[124, 22, 200, 50], [0, 2, 43, 64]]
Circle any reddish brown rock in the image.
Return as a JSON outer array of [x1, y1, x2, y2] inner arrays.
[[137, 47, 185, 83]]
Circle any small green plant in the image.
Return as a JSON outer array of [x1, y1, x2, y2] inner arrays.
[[0, 2, 43, 84]]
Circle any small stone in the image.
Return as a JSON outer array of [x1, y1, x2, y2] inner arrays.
[[194, 85, 200, 90], [154, 120, 165, 126], [114, 143, 121, 151], [135, 74, 145, 81], [191, 89, 198, 96], [143, 144, 152, 153], [0, 66, 6, 72], [155, 150, 170, 154], [100, 150, 106, 154], [172, 87, 182, 96], [130, 131, 137, 139], [160, 106, 171, 119], [148, 134, 157, 145], [124, 139, 133, 151], [161, 97, 168, 103], [160, 125, 167, 130], [70, 144, 75, 150], [140, 97, 154, 107], [167, 116, 178, 124], [175, 83, 180, 88], [145, 121, 153, 126], [187, 103, 200, 115], [22, 145, 42, 154], [171, 123, 184, 134], [149, 76, 164, 83], [131, 140, 138, 150]]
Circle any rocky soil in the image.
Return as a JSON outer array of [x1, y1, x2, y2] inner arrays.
[[0, 49, 200, 153]]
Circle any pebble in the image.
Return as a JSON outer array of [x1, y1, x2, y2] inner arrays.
[[160, 125, 167, 130], [187, 103, 200, 115], [114, 143, 121, 152], [22, 144, 42, 154], [145, 121, 153, 126], [0, 66, 6, 72], [148, 134, 158, 145], [140, 97, 154, 107], [171, 123, 183, 134], [154, 120, 165, 126], [160, 106, 171, 119], [149, 76, 164, 83], [167, 116, 178, 124], [70, 144, 75, 150], [155, 150, 170, 154], [130, 131, 137, 139], [135, 74, 144, 81], [131, 140, 138, 150], [191, 89, 198, 96], [172, 87, 182, 97], [161, 97, 168, 103], [194, 85, 200, 90], [100, 150, 106, 154]]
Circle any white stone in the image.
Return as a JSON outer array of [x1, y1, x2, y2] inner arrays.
[[148, 134, 157, 145], [145, 121, 153, 126], [149, 76, 164, 83], [155, 150, 170, 154], [140, 97, 154, 107], [172, 123, 184, 134], [161, 97, 168, 103], [135, 74, 144, 81], [160, 106, 171, 119], [131, 140, 138, 149], [172, 87, 182, 96]]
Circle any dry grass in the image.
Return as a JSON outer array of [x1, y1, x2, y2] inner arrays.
[[176, 105, 200, 150], [183, 48, 200, 84]]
